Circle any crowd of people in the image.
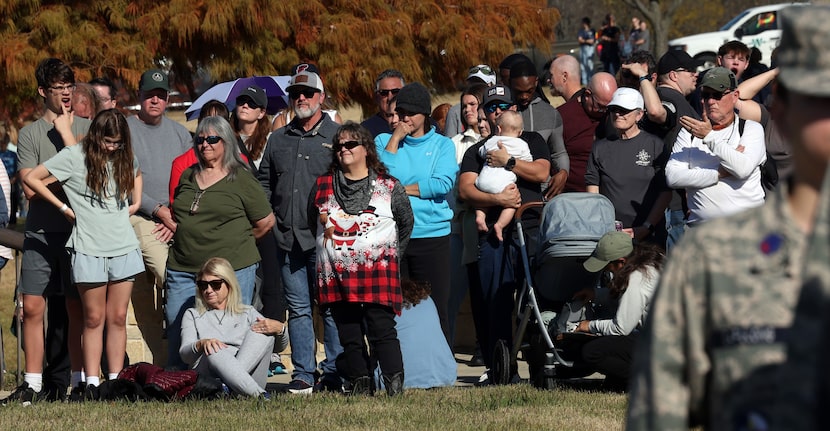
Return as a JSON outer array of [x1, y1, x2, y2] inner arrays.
[[4, 8, 830, 428]]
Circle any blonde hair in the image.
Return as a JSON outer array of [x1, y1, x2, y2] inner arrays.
[[496, 110, 523, 136], [194, 257, 248, 315]]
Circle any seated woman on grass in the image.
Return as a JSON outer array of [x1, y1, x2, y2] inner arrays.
[[179, 257, 288, 398]]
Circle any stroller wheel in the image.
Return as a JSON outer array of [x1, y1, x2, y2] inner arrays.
[[492, 340, 512, 385]]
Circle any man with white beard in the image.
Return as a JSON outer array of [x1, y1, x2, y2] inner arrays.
[[257, 70, 343, 394]]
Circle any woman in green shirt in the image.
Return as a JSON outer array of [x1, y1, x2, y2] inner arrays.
[[165, 116, 275, 369]]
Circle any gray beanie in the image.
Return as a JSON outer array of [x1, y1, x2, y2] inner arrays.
[[395, 82, 431, 115]]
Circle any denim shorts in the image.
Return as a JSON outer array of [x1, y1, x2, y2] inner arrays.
[[70, 248, 145, 284]]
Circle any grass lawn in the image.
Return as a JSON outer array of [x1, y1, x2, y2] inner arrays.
[[0, 384, 626, 431], [1, 241, 628, 429]]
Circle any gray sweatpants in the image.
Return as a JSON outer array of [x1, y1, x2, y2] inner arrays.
[[193, 330, 274, 396]]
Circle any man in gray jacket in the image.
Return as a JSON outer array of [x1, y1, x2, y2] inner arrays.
[[257, 70, 343, 394], [508, 60, 569, 196]]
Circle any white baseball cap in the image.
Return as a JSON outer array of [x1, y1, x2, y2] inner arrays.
[[608, 87, 644, 111], [467, 65, 497, 86], [287, 71, 324, 93]]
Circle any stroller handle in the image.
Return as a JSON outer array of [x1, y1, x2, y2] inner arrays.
[[515, 201, 545, 221]]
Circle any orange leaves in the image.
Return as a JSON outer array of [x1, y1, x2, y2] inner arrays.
[[0, 0, 560, 121]]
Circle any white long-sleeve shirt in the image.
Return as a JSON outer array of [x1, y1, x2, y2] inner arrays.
[[589, 265, 659, 336], [666, 119, 766, 224]]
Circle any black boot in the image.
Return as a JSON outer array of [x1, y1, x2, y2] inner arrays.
[[382, 372, 404, 397], [348, 376, 374, 396]]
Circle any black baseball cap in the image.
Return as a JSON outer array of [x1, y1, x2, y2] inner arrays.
[[657, 50, 703, 75]]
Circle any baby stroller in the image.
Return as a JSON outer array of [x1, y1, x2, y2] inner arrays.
[[490, 192, 616, 389]]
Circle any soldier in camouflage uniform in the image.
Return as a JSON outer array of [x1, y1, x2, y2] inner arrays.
[[626, 5, 830, 430]]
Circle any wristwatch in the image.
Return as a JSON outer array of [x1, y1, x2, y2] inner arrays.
[[505, 156, 516, 171]]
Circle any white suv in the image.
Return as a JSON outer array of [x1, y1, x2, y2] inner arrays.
[[668, 2, 808, 69]]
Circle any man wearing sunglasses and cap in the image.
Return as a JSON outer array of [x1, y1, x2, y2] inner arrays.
[[361, 69, 405, 138], [257, 69, 343, 394], [665, 66, 766, 226], [624, 49, 703, 251], [457, 85, 551, 384]]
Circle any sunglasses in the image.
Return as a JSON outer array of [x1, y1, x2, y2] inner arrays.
[[236, 96, 263, 109], [468, 65, 495, 76], [377, 88, 401, 97], [484, 103, 513, 114], [195, 135, 222, 146], [609, 106, 637, 116], [288, 88, 319, 100], [701, 90, 732, 101], [197, 279, 225, 291], [190, 190, 205, 215], [334, 140, 362, 151]]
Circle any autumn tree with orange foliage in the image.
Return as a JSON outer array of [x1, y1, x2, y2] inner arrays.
[[0, 0, 559, 123]]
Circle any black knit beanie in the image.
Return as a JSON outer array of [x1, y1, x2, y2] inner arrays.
[[395, 82, 431, 116]]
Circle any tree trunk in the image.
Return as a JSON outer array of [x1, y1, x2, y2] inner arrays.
[[620, 0, 684, 58]]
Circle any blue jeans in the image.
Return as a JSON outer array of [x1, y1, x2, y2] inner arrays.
[[165, 262, 259, 369], [664, 209, 687, 253], [579, 45, 595, 85], [468, 228, 519, 370], [278, 243, 342, 385]]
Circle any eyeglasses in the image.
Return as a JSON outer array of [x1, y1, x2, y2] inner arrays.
[[585, 90, 608, 113], [236, 97, 263, 109], [197, 279, 225, 292], [701, 90, 732, 101], [484, 103, 513, 114], [468, 65, 495, 76], [288, 88, 319, 100], [377, 88, 401, 97], [195, 135, 222, 146], [609, 106, 637, 116], [190, 190, 205, 215], [103, 138, 124, 148], [49, 84, 76, 93], [334, 140, 362, 152]]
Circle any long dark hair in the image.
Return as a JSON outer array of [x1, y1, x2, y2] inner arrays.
[[230, 108, 269, 162], [328, 122, 387, 175], [609, 242, 664, 299], [198, 99, 229, 122], [83, 109, 134, 202]]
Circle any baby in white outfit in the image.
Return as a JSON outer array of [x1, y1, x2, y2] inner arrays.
[[475, 111, 532, 241]]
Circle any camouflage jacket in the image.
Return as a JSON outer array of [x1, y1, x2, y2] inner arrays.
[[626, 184, 807, 430], [770, 169, 830, 430]]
